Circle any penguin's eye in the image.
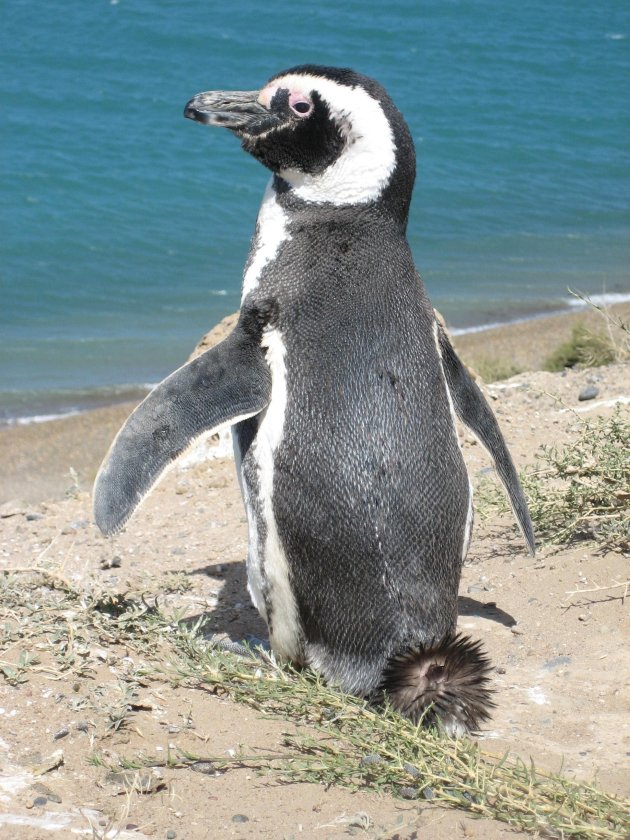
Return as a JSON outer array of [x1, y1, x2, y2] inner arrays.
[[290, 100, 312, 117]]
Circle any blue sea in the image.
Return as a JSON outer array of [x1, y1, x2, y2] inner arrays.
[[1, 0, 629, 424]]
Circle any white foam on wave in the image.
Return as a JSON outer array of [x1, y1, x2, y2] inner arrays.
[[2, 385, 153, 428], [567, 292, 630, 308], [450, 311, 562, 336], [449, 291, 630, 337], [6, 409, 82, 427], [450, 319, 516, 337]]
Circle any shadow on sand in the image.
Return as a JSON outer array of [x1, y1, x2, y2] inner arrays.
[[183, 560, 517, 645]]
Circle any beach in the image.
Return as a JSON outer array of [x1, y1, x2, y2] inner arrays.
[[0, 307, 628, 838]]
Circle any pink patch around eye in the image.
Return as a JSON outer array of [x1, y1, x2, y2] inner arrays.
[[289, 91, 312, 116]]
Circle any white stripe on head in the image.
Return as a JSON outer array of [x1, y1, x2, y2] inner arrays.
[[266, 73, 397, 206]]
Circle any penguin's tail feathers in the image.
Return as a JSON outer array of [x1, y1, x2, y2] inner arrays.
[[380, 633, 495, 736]]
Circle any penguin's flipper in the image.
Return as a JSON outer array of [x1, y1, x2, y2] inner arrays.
[[436, 324, 536, 555], [94, 312, 272, 537]]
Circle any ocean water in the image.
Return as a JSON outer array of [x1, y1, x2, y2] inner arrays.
[[1, 0, 629, 423]]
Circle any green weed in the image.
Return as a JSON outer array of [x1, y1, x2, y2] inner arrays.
[[477, 408, 630, 551], [543, 323, 616, 372]]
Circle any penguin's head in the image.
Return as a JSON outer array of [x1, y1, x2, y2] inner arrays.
[[185, 65, 415, 223]]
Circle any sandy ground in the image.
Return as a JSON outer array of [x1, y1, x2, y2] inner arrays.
[[0, 311, 629, 838]]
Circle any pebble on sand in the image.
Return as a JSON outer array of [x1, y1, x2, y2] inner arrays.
[[578, 385, 599, 401]]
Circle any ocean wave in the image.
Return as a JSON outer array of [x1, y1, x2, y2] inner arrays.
[[566, 292, 630, 308], [6, 409, 83, 427], [448, 292, 630, 337], [448, 311, 568, 336], [0, 384, 151, 429], [450, 320, 516, 336]]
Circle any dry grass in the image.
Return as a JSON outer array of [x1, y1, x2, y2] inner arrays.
[[542, 323, 616, 372], [477, 407, 630, 552], [543, 291, 630, 372], [570, 289, 630, 361], [161, 624, 629, 839]]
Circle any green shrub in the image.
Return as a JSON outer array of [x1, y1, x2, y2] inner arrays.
[[478, 407, 630, 551], [543, 323, 616, 372]]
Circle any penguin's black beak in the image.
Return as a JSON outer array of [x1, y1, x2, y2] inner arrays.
[[184, 90, 278, 135]]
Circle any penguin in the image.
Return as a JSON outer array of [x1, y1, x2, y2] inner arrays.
[[94, 65, 535, 734]]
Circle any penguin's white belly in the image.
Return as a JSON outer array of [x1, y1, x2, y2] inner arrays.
[[236, 327, 302, 662]]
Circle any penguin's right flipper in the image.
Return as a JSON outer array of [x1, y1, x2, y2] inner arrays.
[[436, 323, 536, 555], [93, 307, 273, 537]]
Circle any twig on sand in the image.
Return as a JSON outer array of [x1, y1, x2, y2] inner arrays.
[[566, 581, 629, 596], [565, 580, 629, 607]]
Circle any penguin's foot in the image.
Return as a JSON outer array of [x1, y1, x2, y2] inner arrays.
[[380, 633, 495, 735]]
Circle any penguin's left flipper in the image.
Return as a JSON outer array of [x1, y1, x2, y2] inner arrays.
[[436, 323, 536, 555], [93, 310, 273, 537]]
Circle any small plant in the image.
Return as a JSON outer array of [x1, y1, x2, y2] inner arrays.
[[160, 571, 193, 594], [543, 289, 630, 371], [65, 466, 81, 498], [478, 407, 630, 551], [0, 650, 40, 685], [543, 322, 616, 372], [569, 288, 630, 362]]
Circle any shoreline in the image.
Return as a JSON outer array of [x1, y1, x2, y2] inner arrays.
[[4, 295, 630, 429], [453, 299, 630, 376], [1, 301, 628, 505]]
